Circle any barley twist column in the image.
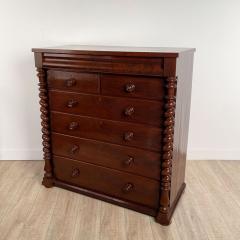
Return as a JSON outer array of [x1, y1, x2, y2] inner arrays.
[[156, 76, 177, 224], [37, 68, 54, 187]]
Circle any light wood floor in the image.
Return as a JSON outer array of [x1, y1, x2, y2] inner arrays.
[[0, 161, 239, 240]]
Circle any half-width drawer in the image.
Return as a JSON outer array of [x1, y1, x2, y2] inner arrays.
[[101, 74, 164, 100], [53, 156, 160, 208], [50, 112, 162, 151], [49, 91, 163, 127], [52, 133, 161, 180], [47, 70, 100, 93]]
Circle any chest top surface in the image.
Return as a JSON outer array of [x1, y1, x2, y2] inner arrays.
[[32, 45, 195, 57]]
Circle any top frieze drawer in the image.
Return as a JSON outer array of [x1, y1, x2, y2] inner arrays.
[[43, 53, 164, 76]]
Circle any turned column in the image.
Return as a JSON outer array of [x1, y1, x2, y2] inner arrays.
[[37, 68, 54, 188], [156, 76, 177, 225]]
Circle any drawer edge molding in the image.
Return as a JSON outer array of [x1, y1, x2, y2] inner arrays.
[[36, 67, 54, 188]]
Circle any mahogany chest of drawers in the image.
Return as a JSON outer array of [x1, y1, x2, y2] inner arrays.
[[32, 45, 195, 225]]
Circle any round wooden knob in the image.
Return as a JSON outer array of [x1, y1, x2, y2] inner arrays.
[[123, 156, 134, 166], [68, 122, 79, 130], [124, 107, 134, 116], [71, 168, 80, 177], [125, 83, 135, 93], [124, 132, 134, 142], [70, 144, 79, 154], [67, 99, 78, 108], [122, 183, 134, 193], [65, 79, 76, 87]]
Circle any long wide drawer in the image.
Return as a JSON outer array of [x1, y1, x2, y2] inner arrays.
[[53, 156, 160, 208], [50, 112, 162, 151], [49, 90, 163, 127], [52, 133, 161, 180], [101, 74, 164, 100], [47, 70, 100, 93], [43, 53, 164, 76]]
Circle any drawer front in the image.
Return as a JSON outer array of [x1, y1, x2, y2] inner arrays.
[[101, 74, 164, 100], [47, 70, 100, 93], [43, 53, 164, 76], [52, 133, 161, 180], [49, 91, 163, 127], [51, 112, 162, 151], [53, 156, 160, 208]]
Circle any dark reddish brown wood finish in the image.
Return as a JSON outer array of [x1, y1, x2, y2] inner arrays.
[[54, 180, 157, 216], [53, 156, 160, 208], [50, 112, 162, 151], [33, 45, 195, 226], [101, 74, 165, 100], [42, 53, 164, 75], [37, 68, 54, 188], [47, 70, 100, 93], [49, 90, 163, 127], [156, 76, 178, 224], [51, 133, 161, 180]]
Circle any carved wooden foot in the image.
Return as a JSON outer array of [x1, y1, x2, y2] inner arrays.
[[156, 182, 186, 225], [155, 212, 171, 225], [42, 174, 54, 188]]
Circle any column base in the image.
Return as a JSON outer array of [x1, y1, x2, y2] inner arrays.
[[42, 175, 54, 188], [155, 183, 186, 225]]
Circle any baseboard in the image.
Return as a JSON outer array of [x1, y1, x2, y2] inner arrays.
[[0, 149, 42, 160], [187, 149, 240, 160]]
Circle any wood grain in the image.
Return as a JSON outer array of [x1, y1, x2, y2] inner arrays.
[[49, 90, 163, 127], [47, 70, 100, 94], [51, 133, 161, 180], [50, 112, 162, 151], [41, 54, 164, 76], [170, 51, 194, 207], [101, 74, 165, 100], [53, 156, 160, 208], [33, 46, 195, 224]]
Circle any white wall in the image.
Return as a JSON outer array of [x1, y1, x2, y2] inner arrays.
[[0, 0, 240, 160]]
